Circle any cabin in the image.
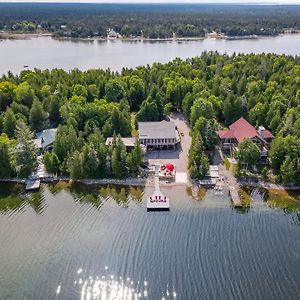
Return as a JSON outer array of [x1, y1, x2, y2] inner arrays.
[[33, 128, 57, 152], [138, 120, 180, 150], [218, 117, 274, 158]]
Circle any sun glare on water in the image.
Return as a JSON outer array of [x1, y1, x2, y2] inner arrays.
[[56, 267, 177, 299]]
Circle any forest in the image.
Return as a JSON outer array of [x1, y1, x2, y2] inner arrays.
[[0, 3, 300, 38], [0, 52, 299, 184]]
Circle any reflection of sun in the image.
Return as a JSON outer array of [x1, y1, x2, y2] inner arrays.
[[57, 268, 177, 299], [79, 276, 143, 299], [72, 268, 147, 300]]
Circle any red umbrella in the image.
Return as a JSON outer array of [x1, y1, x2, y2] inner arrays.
[[165, 163, 175, 172]]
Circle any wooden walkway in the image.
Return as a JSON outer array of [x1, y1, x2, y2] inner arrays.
[[216, 150, 242, 207], [147, 165, 170, 211], [228, 185, 242, 207]]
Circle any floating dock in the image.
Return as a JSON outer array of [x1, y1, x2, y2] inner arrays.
[[25, 179, 41, 191], [147, 165, 170, 211]]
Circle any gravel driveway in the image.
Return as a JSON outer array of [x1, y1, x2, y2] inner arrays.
[[145, 112, 191, 174]]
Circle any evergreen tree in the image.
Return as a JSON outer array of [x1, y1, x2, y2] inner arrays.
[[43, 151, 60, 174], [12, 120, 37, 178], [0, 133, 14, 178], [237, 138, 260, 171], [29, 99, 49, 132], [68, 150, 82, 180], [3, 107, 16, 138], [190, 98, 214, 127], [188, 132, 209, 179]]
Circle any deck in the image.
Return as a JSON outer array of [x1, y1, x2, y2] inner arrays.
[[147, 165, 170, 211]]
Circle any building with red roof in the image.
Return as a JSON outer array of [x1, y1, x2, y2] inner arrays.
[[218, 117, 274, 157]]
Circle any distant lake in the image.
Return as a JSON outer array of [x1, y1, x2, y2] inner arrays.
[[0, 34, 299, 75], [0, 183, 300, 299]]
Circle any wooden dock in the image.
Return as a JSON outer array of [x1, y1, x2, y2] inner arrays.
[[147, 165, 170, 211], [199, 179, 216, 188], [25, 179, 41, 191], [229, 186, 242, 207]]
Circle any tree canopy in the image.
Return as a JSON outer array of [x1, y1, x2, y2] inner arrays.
[[0, 51, 299, 183]]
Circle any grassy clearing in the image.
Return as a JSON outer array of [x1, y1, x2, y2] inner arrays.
[[266, 189, 300, 212]]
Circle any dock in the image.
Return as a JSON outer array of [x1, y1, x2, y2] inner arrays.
[[229, 186, 242, 207], [199, 178, 216, 188], [25, 179, 41, 191], [147, 165, 170, 211]]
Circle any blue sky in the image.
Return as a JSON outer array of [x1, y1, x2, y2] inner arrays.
[[0, 0, 299, 3]]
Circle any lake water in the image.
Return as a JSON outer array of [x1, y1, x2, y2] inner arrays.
[[0, 183, 299, 300], [0, 34, 300, 75], [1, 34, 300, 299]]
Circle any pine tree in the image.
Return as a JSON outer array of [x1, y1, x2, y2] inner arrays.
[[3, 108, 16, 138], [29, 100, 49, 132], [0, 133, 14, 178], [12, 120, 37, 178]]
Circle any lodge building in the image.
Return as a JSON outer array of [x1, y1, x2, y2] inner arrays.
[[138, 120, 180, 149]]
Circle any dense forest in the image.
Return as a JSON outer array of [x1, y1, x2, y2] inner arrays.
[[0, 3, 300, 38], [0, 52, 299, 184]]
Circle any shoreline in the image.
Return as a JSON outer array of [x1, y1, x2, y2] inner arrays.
[[0, 177, 299, 191], [1, 31, 300, 42]]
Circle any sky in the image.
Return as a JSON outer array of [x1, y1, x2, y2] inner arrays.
[[0, 0, 299, 4]]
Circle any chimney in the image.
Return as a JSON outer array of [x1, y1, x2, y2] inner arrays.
[[258, 126, 265, 139]]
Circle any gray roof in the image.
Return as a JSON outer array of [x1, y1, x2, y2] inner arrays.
[[106, 137, 136, 147], [35, 128, 57, 149], [138, 120, 177, 139]]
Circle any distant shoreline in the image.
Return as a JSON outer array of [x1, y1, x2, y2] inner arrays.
[[1, 30, 300, 42]]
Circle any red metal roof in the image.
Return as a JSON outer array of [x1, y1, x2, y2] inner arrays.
[[218, 130, 235, 139], [263, 129, 274, 139], [218, 117, 274, 143], [229, 117, 258, 142]]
